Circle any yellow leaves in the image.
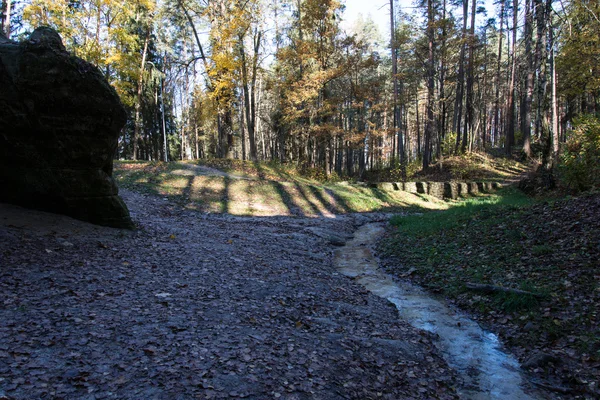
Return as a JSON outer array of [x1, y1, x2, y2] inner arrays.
[[307, 123, 343, 137], [105, 52, 122, 66], [202, 0, 258, 109], [211, 52, 239, 72], [22, 0, 151, 107], [208, 52, 240, 97]]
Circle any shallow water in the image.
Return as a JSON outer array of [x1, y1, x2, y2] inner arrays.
[[334, 223, 539, 399]]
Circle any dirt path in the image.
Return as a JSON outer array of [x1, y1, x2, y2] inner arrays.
[[0, 189, 457, 399], [170, 163, 255, 181]]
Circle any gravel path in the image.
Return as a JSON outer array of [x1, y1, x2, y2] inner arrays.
[[0, 189, 457, 399]]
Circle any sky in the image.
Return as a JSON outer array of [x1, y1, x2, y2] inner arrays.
[[341, 0, 416, 36], [342, 0, 499, 39]]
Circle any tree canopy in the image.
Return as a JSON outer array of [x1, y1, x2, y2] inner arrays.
[[2, 0, 597, 176]]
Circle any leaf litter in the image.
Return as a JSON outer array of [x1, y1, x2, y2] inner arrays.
[[380, 192, 600, 399], [0, 189, 457, 399]]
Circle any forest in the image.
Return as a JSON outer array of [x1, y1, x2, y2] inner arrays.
[[2, 1, 600, 398], [2, 0, 598, 180]]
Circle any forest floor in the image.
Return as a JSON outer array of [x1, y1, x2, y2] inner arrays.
[[2, 158, 596, 399], [0, 189, 458, 399], [379, 190, 600, 399], [112, 158, 599, 399]]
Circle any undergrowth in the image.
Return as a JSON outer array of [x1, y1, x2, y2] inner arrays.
[[558, 115, 600, 192]]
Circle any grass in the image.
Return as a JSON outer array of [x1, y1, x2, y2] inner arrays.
[[113, 160, 451, 216], [493, 289, 541, 313], [389, 188, 532, 238], [383, 188, 540, 306], [382, 188, 544, 308], [380, 189, 600, 386]]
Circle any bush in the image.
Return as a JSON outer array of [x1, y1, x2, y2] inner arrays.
[[298, 164, 342, 183], [559, 115, 600, 192], [441, 131, 458, 157]]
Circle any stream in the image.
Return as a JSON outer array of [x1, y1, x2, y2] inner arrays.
[[334, 223, 540, 399]]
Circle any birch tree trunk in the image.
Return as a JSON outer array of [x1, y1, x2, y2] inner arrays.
[[550, 11, 558, 163]]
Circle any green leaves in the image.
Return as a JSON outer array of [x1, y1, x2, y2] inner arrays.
[[558, 115, 600, 192], [23, 0, 155, 106]]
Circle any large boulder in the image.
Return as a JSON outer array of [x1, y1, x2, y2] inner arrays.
[[0, 27, 133, 229]]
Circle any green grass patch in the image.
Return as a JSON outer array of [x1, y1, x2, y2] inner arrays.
[[383, 188, 536, 291], [389, 188, 532, 237], [531, 244, 553, 256], [380, 190, 600, 373]]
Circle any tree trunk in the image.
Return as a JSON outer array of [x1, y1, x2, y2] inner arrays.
[[416, 96, 421, 158], [534, 0, 547, 139], [424, 0, 436, 170], [506, 0, 518, 155], [239, 29, 261, 161], [493, 0, 505, 147], [481, 26, 489, 149], [438, 0, 448, 162], [132, 29, 150, 161], [521, 0, 534, 157], [1, 0, 11, 38], [195, 124, 200, 160], [390, 0, 405, 169], [453, 0, 468, 152], [463, 0, 477, 153], [240, 92, 246, 160], [549, 9, 558, 163]]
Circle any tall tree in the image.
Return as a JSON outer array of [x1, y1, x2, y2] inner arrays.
[[238, 0, 263, 161], [463, 0, 477, 152], [557, 0, 600, 120], [390, 0, 405, 169], [423, 0, 436, 169], [453, 0, 469, 152], [437, 0, 450, 159], [133, 29, 151, 160], [1, 0, 11, 37], [533, 0, 548, 139], [492, 0, 506, 147], [521, 0, 534, 157], [505, 0, 517, 154]]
